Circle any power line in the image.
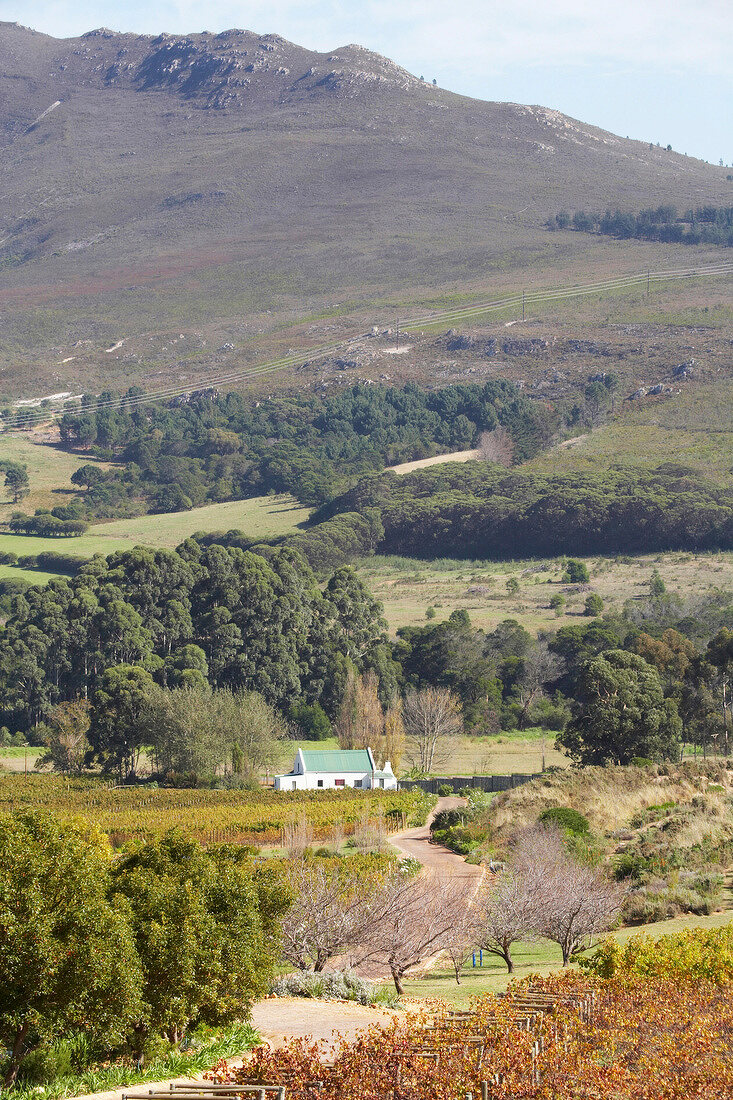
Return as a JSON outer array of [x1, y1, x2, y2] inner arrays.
[[8, 259, 733, 426]]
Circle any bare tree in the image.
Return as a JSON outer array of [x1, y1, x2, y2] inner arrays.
[[516, 642, 564, 729], [403, 687, 462, 774], [278, 861, 373, 972], [478, 427, 514, 466], [283, 813, 314, 859], [513, 826, 625, 965], [363, 873, 462, 994], [441, 902, 478, 984], [38, 700, 91, 775], [473, 867, 541, 974]]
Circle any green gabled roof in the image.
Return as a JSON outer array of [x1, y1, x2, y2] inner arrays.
[[300, 749, 373, 772]]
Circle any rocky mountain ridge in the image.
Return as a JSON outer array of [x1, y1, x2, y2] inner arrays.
[[0, 21, 729, 400]]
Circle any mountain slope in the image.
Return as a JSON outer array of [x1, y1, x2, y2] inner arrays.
[[0, 21, 729, 398]]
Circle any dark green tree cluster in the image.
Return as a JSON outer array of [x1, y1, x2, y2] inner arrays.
[[548, 204, 733, 246], [53, 380, 554, 515], [0, 812, 288, 1086], [319, 462, 733, 560], [0, 544, 388, 771], [8, 509, 88, 537], [395, 610, 567, 734]]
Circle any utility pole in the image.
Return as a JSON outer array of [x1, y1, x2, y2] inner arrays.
[[647, 270, 650, 296], [522, 290, 525, 322], [395, 318, 400, 350]]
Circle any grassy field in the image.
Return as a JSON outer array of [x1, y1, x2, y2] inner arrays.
[[403, 907, 733, 1005], [275, 733, 566, 778], [356, 549, 733, 636], [528, 376, 733, 487], [0, 493, 312, 574], [0, 436, 97, 518]]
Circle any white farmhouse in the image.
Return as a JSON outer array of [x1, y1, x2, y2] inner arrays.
[[274, 747, 397, 791]]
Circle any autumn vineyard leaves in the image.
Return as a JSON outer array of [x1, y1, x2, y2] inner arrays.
[[0, 777, 430, 846], [208, 955, 733, 1099]]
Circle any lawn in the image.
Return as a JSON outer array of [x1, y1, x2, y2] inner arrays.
[[403, 908, 733, 1006], [527, 377, 733, 487], [0, 434, 98, 518], [91, 494, 312, 549]]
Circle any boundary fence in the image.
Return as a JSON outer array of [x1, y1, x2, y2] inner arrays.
[[399, 773, 541, 794]]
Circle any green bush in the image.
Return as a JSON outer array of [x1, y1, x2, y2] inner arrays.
[[18, 1035, 92, 1083], [437, 782, 454, 796], [580, 927, 733, 982], [538, 806, 591, 836]]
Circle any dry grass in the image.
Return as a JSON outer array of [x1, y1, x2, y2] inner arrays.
[[388, 449, 481, 475], [356, 550, 733, 637], [488, 761, 733, 838]]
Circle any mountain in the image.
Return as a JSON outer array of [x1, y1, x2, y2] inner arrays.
[[0, 21, 729, 399]]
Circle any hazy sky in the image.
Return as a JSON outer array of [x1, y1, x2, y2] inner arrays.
[[2, 0, 730, 164]]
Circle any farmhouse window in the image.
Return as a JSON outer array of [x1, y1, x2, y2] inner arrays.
[[317, 779, 324, 788], [334, 778, 345, 787]]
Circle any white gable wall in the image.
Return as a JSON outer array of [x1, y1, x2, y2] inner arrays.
[[274, 767, 397, 791]]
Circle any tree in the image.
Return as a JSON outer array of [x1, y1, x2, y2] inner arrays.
[[562, 560, 589, 584], [335, 667, 384, 752], [383, 698, 405, 772], [323, 567, 387, 663], [111, 831, 284, 1044], [70, 464, 104, 491], [513, 827, 624, 965], [441, 902, 478, 984], [0, 811, 142, 1087], [37, 699, 91, 774], [4, 464, 29, 504], [506, 576, 520, 595], [403, 686, 462, 774], [289, 700, 332, 741], [278, 861, 372, 973], [707, 629, 733, 756], [584, 593, 604, 617], [557, 649, 682, 765], [89, 664, 156, 779], [514, 642, 564, 730], [363, 874, 461, 994], [649, 569, 667, 598], [634, 629, 696, 684], [474, 867, 540, 973], [146, 684, 284, 781]]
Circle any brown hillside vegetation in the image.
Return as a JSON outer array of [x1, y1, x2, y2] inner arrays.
[[489, 760, 733, 837]]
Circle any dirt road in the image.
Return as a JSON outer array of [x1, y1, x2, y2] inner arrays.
[[251, 996, 403, 1050], [389, 795, 485, 887]]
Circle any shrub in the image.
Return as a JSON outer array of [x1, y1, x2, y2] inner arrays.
[[437, 783, 454, 796], [538, 807, 590, 836], [270, 969, 397, 1006], [580, 927, 733, 982], [562, 559, 590, 584]]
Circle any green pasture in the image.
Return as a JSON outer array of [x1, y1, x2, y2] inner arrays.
[[0, 493, 312, 575], [529, 377, 733, 486], [0, 435, 97, 517]]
